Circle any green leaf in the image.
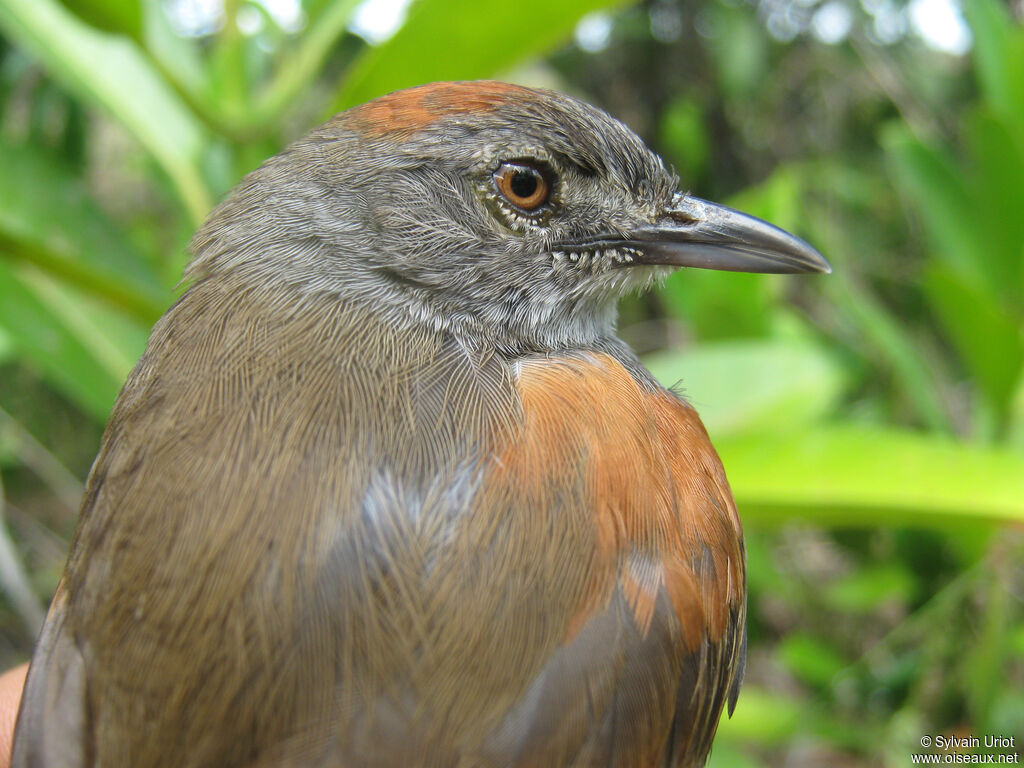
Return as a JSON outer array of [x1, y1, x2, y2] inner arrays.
[[962, 0, 1024, 129], [881, 122, 988, 292], [57, 0, 141, 39], [142, 1, 208, 102], [924, 264, 1024, 425], [718, 426, 1024, 528], [0, 261, 145, 421], [961, 109, 1024, 308], [882, 116, 1024, 429], [334, 0, 630, 110], [0, 0, 213, 223], [884, 113, 1024, 318], [823, 274, 951, 433], [0, 136, 169, 323], [645, 339, 846, 436]]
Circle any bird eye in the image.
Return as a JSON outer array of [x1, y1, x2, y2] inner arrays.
[[493, 162, 551, 213]]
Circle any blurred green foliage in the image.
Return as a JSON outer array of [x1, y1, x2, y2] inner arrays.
[[0, 0, 1022, 765]]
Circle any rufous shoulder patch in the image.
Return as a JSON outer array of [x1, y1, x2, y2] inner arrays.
[[498, 353, 744, 650]]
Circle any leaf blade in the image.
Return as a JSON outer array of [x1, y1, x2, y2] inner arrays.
[[334, 0, 630, 110], [0, 261, 144, 421], [718, 426, 1024, 527], [0, 0, 213, 222]]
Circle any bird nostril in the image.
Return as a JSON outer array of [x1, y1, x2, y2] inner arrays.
[[666, 207, 698, 225], [663, 193, 701, 225]]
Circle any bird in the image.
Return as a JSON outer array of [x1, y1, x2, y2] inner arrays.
[[12, 80, 829, 768]]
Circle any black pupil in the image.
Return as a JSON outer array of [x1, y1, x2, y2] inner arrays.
[[509, 170, 539, 199]]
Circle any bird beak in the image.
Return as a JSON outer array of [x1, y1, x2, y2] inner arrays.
[[628, 194, 831, 274]]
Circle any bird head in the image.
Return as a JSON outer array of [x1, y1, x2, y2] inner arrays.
[[190, 81, 829, 353]]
